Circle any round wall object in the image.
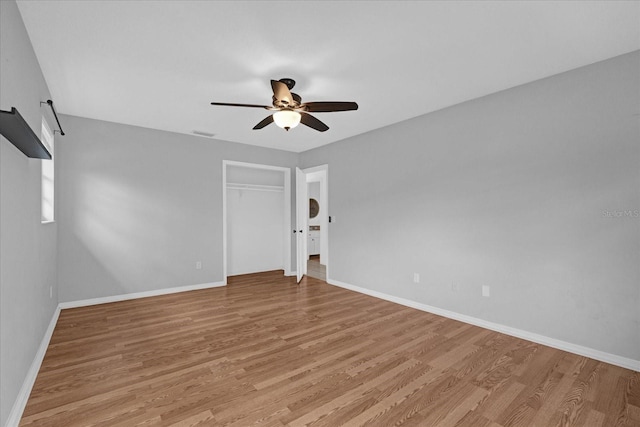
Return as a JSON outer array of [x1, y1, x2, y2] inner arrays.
[[309, 198, 319, 218]]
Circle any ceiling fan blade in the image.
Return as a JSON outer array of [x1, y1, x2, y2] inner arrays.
[[271, 80, 294, 106], [253, 115, 274, 130], [300, 112, 329, 132], [210, 102, 270, 109], [302, 101, 359, 113]]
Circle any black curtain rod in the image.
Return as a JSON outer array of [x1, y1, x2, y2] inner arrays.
[[41, 99, 65, 136]]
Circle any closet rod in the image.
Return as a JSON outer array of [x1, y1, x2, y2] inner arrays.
[[226, 183, 284, 192], [41, 99, 65, 136]]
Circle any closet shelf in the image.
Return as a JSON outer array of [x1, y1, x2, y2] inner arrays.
[[0, 107, 51, 159]]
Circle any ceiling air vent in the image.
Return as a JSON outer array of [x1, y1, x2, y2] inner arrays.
[[192, 130, 215, 138]]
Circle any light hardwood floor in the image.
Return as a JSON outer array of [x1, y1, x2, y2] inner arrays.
[[306, 255, 326, 281], [20, 271, 639, 426]]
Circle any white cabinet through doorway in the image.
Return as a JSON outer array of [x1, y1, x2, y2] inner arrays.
[[308, 226, 320, 256]]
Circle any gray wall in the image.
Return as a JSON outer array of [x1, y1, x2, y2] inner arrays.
[[300, 52, 640, 361], [57, 115, 298, 302], [0, 1, 59, 424], [1, 4, 637, 423]]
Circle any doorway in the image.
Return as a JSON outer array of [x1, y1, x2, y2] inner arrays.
[[303, 165, 328, 281], [223, 161, 292, 284]]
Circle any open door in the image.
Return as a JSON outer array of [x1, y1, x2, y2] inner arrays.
[[295, 167, 308, 283]]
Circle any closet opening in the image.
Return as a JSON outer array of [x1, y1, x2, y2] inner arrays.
[[223, 161, 292, 284]]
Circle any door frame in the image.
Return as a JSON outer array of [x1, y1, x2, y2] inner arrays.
[[302, 164, 329, 280], [223, 160, 292, 284], [295, 168, 308, 283]]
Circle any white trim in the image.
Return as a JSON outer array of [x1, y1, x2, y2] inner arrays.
[[294, 167, 307, 282], [223, 160, 290, 172], [40, 117, 55, 223], [223, 162, 228, 285], [222, 160, 292, 283], [58, 281, 225, 309], [303, 164, 328, 273], [286, 270, 297, 277], [6, 281, 225, 426], [8, 280, 636, 427], [301, 164, 328, 175], [5, 306, 61, 427], [327, 278, 640, 372]]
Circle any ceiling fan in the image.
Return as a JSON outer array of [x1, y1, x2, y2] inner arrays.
[[210, 78, 358, 132]]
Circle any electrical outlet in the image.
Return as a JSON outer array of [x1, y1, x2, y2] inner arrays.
[[49, 286, 52, 299], [451, 283, 459, 292], [482, 285, 490, 297], [196, 261, 202, 270], [413, 273, 420, 283]]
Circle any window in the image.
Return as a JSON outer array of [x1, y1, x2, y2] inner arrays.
[[41, 117, 54, 223]]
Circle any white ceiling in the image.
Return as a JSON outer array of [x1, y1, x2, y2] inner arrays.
[[16, 1, 640, 153]]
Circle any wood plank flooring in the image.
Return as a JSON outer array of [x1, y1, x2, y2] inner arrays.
[[306, 256, 326, 281], [20, 271, 640, 426]]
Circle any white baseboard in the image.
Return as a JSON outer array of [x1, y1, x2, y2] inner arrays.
[[328, 279, 640, 372], [7, 278, 636, 427], [59, 281, 225, 309], [5, 305, 61, 427], [6, 281, 226, 426]]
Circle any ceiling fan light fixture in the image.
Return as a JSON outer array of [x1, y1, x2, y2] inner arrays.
[[273, 110, 301, 131], [210, 78, 357, 132]]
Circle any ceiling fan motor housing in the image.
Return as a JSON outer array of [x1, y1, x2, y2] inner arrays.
[[278, 78, 296, 89], [272, 92, 302, 109]]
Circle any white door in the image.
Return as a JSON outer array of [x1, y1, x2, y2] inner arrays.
[[296, 167, 308, 283]]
